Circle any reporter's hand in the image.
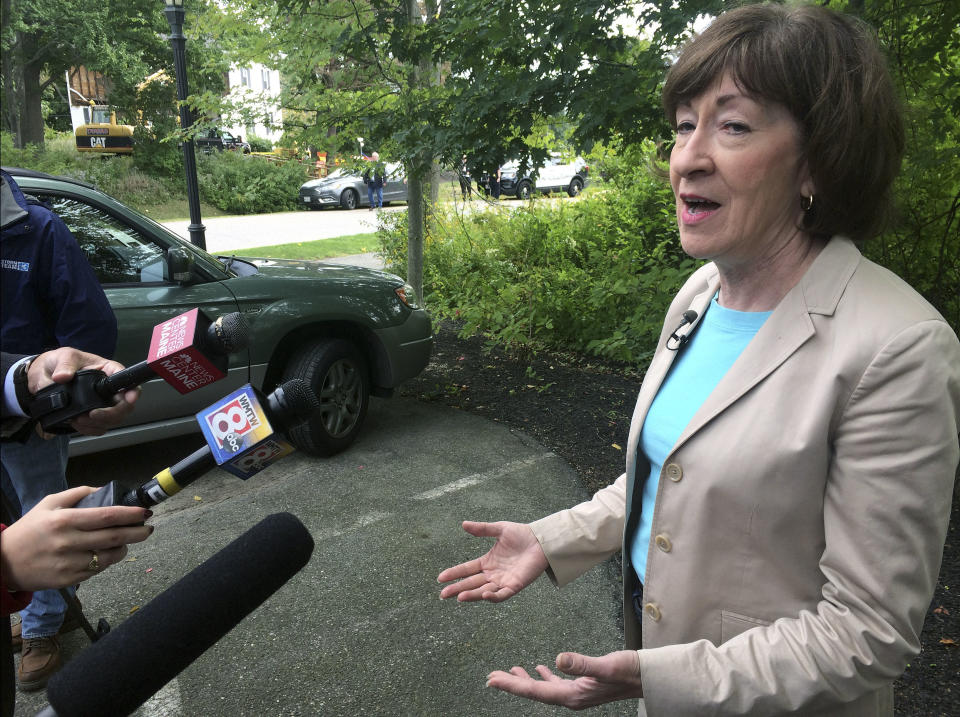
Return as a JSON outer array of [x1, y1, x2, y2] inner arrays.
[[486, 650, 643, 710], [0, 486, 153, 592], [437, 520, 548, 602], [27, 347, 139, 436]]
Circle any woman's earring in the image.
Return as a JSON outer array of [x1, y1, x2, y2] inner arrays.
[[800, 194, 815, 212]]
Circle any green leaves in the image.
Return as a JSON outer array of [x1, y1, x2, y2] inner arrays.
[[378, 143, 698, 364]]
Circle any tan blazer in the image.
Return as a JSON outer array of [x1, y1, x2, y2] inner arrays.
[[531, 238, 960, 716]]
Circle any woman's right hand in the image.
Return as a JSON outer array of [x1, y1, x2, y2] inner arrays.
[[437, 521, 549, 603]]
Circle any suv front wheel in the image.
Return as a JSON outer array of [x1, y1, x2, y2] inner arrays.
[[282, 338, 370, 456], [567, 177, 584, 197], [517, 180, 533, 200]]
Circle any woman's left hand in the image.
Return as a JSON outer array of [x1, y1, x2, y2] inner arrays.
[[486, 650, 643, 710]]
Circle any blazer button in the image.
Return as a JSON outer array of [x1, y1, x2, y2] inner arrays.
[[654, 534, 672, 552], [643, 602, 662, 622], [665, 463, 683, 482]]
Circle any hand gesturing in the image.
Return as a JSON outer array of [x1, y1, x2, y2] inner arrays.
[[437, 520, 549, 602], [487, 650, 643, 710]]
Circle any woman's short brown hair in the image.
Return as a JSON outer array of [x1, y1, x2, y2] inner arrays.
[[662, 3, 904, 242]]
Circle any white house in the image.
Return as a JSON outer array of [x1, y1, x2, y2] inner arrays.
[[223, 63, 283, 145]]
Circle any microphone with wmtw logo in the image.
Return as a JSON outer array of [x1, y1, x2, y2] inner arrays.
[[74, 380, 319, 510], [27, 307, 250, 433]]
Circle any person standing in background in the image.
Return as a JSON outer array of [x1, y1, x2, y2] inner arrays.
[[363, 152, 385, 210], [489, 165, 502, 200], [1, 169, 118, 691], [458, 155, 471, 200]]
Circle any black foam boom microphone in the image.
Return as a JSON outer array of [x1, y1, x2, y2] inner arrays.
[[40, 513, 315, 717]]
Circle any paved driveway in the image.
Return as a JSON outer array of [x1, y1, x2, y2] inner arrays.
[[14, 398, 630, 717], [163, 206, 403, 255]]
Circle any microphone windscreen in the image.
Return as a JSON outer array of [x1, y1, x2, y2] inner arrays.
[[268, 379, 319, 428], [207, 312, 250, 354], [45, 513, 314, 717]]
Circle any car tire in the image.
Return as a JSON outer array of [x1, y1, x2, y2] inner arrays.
[[567, 177, 583, 197], [282, 338, 370, 456], [340, 189, 359, 210], [517, 180, 532, 200]]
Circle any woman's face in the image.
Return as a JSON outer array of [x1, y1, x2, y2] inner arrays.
[[669, 73, 813, 270]]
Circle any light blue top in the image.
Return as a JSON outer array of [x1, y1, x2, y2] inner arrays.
[[630, 296, 771, 583]]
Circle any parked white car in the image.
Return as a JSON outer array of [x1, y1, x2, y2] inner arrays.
[[497, 154, 589, 199]]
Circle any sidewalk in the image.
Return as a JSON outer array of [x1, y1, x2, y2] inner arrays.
[[15, 398, 631, 717], [162, 206, 404, 256]]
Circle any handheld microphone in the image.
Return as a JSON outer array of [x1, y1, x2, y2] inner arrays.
[[76, 379, 318, 510], [666, 309, 699, 351], [39, 512, 315, 717], [28, 309, 250, 433], [103, 309, 250, 395]]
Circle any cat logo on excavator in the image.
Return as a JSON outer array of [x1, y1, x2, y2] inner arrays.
[[75, 104, 134, 154]]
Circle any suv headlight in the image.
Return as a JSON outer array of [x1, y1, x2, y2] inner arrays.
[[395, 283, 421, 309]]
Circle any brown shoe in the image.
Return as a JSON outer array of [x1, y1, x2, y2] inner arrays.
[[17, 636, 62, 691], [10, 605, 83, 653]]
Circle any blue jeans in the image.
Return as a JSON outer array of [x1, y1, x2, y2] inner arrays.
[[367, 185, 383, 208], [1, 431, 72, 638]]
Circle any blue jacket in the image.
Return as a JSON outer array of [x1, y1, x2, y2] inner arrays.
[[1, 170, 117, 357], [363, 165, 385, 190]]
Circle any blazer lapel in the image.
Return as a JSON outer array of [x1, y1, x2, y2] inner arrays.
[[675, 238, 861, 448], [625, 274, 719, 519]]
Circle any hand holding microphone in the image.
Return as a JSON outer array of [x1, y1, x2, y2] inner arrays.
[[0, 486, 153, 593], [18, 348, 140, 436], [75, 379, 319, 510], [27, 309, 250, 434]]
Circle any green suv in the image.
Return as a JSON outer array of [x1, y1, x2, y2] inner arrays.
[[5, 167, 433, 457]]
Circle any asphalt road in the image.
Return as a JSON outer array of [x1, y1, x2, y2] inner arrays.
[[162, 206, 404, 256], [161, 194, 538, 258], [14, 397, 631, 717]]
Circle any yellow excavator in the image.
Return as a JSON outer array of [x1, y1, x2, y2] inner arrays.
[[74, 101, 134, 155]]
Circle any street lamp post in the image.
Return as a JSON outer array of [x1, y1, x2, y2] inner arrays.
[[164, 0, 206, 250]]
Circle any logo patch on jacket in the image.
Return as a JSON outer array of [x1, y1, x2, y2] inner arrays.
[[1, 259, 30, 271]]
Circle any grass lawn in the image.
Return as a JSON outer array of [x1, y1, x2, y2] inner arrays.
[[137, 199, 230, 222], [218, 232, 378, 259]]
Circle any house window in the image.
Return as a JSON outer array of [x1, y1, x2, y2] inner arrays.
[[261, 69, 271, 90], [239, 68, 251, 87]]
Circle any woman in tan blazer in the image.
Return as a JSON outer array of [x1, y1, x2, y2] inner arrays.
[[438, 5, 960, 716]]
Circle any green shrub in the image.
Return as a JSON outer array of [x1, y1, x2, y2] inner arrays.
[[2, 130, 81, 175], [1, 130, 178, 207], [247, 135, 273, 153], [380, 142, 698, 365], [132, 119, 184, 181], [196, 151, 310, 214]]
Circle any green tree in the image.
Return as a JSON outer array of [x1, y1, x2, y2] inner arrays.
[[220, 1, 675, 299], [835, 0, 960, 327], [176, 0, 957, 326], [0, 0, 169, 147]]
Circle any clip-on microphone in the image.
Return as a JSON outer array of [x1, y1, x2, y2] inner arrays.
[[666, 310, 699, 351]]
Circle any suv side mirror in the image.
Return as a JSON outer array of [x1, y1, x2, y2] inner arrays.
[[167, 246, 195, 283]]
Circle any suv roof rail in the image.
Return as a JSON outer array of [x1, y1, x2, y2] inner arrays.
[[1, 166, 96, 190]]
